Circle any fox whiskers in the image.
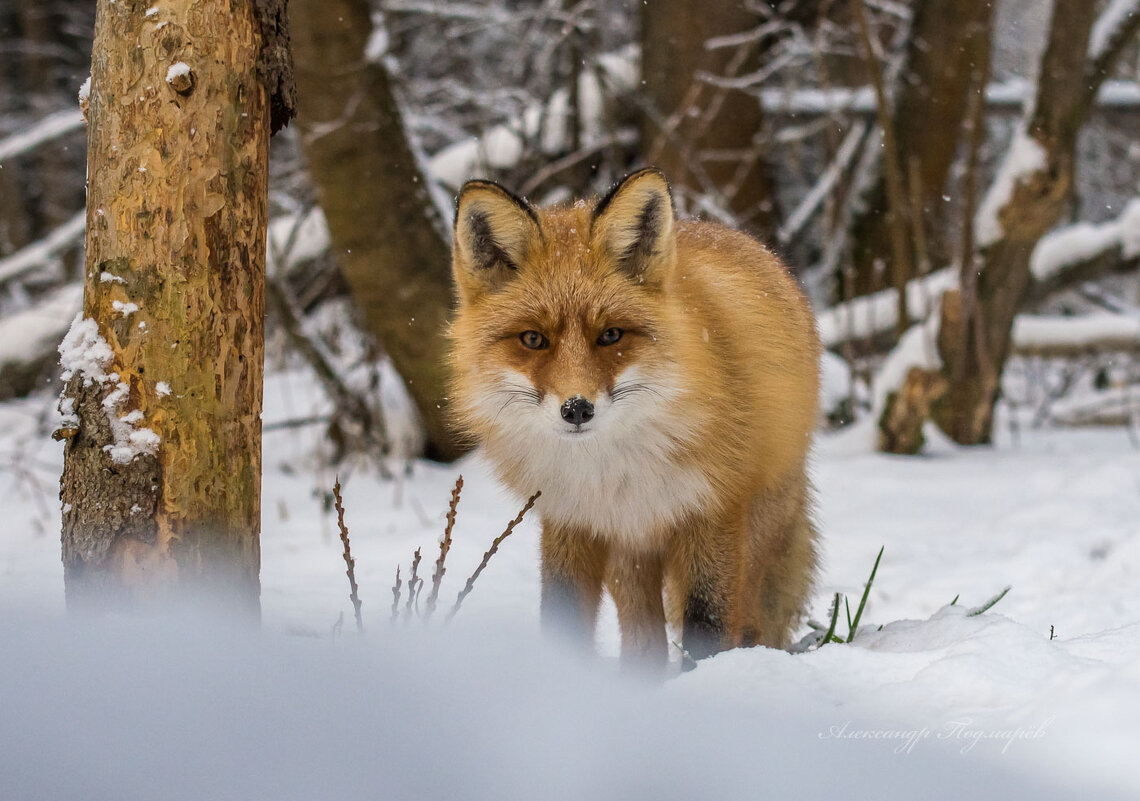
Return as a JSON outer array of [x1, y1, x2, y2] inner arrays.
[[489, 384, 541, 426], [610, 382, 662, 403]]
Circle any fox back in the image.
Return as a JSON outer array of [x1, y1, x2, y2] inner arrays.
[[450, 169, 820, 665]]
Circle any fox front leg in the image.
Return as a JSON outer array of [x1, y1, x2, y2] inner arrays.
[[539, 521, 609, 647], [673, 517, 744, 664], [607, 550, 668, 673]]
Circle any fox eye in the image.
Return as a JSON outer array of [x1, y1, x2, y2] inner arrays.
[[519, 330, 549, 350], [597, 327, 623, 346]]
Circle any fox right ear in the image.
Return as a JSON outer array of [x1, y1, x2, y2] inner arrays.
[[591, 168, 676, 287], [453, 181, 541, 299]]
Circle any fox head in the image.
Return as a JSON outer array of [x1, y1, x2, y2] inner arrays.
[[449, 169, 689, 455]]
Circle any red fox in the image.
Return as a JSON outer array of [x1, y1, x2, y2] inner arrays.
[[449, 169, 820, 668]]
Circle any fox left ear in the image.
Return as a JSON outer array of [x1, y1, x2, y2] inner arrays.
[[592, 168, 676, 286]]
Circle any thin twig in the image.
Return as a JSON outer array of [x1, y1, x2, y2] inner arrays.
[[405, 547, 423, 619], [333, 476, 364, 633], [391, 565, 403, 622], [447, 491, 541, 621], [425, 475, 463, 618]]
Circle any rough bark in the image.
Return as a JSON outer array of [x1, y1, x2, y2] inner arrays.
[[847, 0, 995, 296], [640, 0, 791, 239], [878, 367, 947, 455], [59, 0, 286, 611], [933, 0, 1136, 445], [289, 0, 465, 462]]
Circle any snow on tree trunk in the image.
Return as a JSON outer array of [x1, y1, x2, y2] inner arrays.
[[290, 0, 465, 462], [58, 0, 293, 611]]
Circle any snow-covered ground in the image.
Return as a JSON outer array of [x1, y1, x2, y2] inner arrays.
[[2, 371, 1138, 799]]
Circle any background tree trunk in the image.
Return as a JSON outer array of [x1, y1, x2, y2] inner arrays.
[[934, 0, 1140, 445], [846, 0, 995, 296], [640, 0, 786, 239], [59, 0, 291, 611], [289, 0, 465, 462]]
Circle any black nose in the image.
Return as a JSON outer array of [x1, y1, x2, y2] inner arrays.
[[560, 396, 594, 426]]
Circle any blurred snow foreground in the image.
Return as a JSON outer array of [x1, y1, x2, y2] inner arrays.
[[2, 372, 1140, 798]]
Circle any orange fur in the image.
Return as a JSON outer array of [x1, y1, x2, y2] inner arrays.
[[449, 169, 820, 669]]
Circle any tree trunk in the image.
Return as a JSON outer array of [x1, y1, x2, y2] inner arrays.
[[289, 0, 465, 462], [847, 0, 995, 296], [58, 0, 292, 612], [640, 0, 786, 238], [934, 0, 1138, 444]]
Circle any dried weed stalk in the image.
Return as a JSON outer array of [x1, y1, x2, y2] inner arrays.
[[447, 490, 541, 621], [405, 547, 423, 618], [425, 474, 463, 618], [333, 476, 364, 633]]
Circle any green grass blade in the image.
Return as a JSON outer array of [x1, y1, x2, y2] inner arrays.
[[847, 546, 884, 643], [819, 592, 842, 648], [967, 586, 1011, 617]]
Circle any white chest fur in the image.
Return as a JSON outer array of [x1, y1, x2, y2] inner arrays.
[[486, 416, 710, 546]]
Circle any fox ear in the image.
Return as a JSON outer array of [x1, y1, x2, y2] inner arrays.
[[592, 168, 675, 286], [453, 180, 541, 299]]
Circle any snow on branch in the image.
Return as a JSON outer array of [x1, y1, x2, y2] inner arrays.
[[820, 199, 1140, 351], [0, 109, 84, 164], [778, 121, 871, 247], [0, 211, 86, 286], [427, 50, 637, 190], [1013, 314, 1140, 356], [1088, 0, 1140, 66], [265, 208, 330, 276], [818, 268, 956, 350], [1030, 199, 1140, 283], [757, 80, 1140, 116]]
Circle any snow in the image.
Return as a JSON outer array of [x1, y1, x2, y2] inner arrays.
[[56, 315, 159, 464], [165, 61, 191, 84], [156, 381, 172, 396], [77, 75, 91, 105], [111, 299, 139, 316], [99, 270, 125, 284], [58, 314, 113, 385], [975, 131, 1049, 248], [2, 368, 1139, 797], [364, 12, 389, 64]]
